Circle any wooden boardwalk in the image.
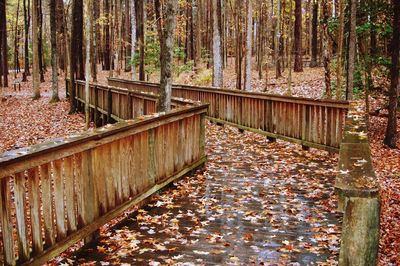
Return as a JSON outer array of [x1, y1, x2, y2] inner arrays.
[[64, 123, 341, 265]]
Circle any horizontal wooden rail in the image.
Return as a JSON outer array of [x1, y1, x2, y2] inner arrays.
[[108, 78, 349, 152], [66, 79, 197, 126], [335, 101, 379, 265], [0, 104, 208, 265]]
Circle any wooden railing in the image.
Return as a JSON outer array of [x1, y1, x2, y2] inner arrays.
[[0, 105, 208, 265], [108, 78, 349, 153], [66, 80, 197, 126], [335, 101, 379, 265]]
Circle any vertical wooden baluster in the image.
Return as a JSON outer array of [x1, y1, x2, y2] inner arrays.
[[148, 129, 157, 186], [28, 167, 43, 255], [53, 160, 67, 241], [0, 177, 16, 265], [111, 140, 122, 205], [107, 88, 113, 123], [64, 156, 77, 234], [104, 144, 114, 211], [81, 150, 96, 242], [94, 86, 100, 127], [40, 163, 56, 247], [127, 93, 133, 119], [129, 134, 141, 197], [14, 172, 30, 262], [120, 137, 130, 201]]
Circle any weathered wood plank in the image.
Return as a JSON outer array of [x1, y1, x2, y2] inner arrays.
[[0, 177, 16, 265], [53, 159, 67, 241], [28, 167, 43, 255], [41, 163, 56, 247], [63, 156, 77, 234], [14, 172, 30, 262]]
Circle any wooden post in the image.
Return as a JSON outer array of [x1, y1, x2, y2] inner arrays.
[[94, 86, 100, 127], [107, 88, 113, 124], [148, 128, 156, 186], [199, 113, 206, 157], [335, 102, 380, 266], [127, 92, 133, 119]]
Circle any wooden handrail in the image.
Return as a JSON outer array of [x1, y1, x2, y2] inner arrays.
[[108, 78, 350, 152], [0, 104, 208, 265]]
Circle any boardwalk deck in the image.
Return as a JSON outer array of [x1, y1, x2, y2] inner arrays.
[[64, 123, 341, 265]]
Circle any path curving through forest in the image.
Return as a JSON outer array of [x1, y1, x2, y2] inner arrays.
[[60, 122, 341, 265]]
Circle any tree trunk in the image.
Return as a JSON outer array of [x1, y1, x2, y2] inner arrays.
[[0, 0, 8, 88], [103, 0, 111, 70], [156, 0, 178, 112], [85, 0, 93, 128], [310, 0, 318, 67], [212, 0, 223, 87], [91, 1, 98, 81], [50, 0, 59, 102], [235, 0, 243, 89], [38, 0, 45, 82], [56, 0, 67, 73], [138, 0, 145, 81], [275, 0, 282, 78], [131, 0, 137, 79], [32, 0, 41, 98], [287, 0, 294, 94], [244, 0, 252, 91], [294, 0, 303, 72], [69, 0, 84, 112], [384, 0, 400, 148], [322, 0, 331, 98], [22, 0, 30, 81], [346, 0, 357, 100], [336, 0, 345, 99]]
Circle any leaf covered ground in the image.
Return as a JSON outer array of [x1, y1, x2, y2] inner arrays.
[[0, 72, 86, 153], [0, 68, 398, 265]]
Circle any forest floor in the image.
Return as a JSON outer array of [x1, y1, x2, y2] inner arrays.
[[0, 65, 399, 265]]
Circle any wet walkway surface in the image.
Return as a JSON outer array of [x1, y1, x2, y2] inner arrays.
[[61, 123, 341, 265]]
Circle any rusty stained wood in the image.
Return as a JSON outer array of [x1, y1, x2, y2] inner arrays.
[[53, 159, 67, 241], [63, 156, 77, 234], [0, 177, 15, 265], [0, 104, 208, 266], [14, 172, 30, 262], [27, 167, 43, 255]]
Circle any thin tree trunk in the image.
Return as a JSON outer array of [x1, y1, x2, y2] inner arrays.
[[22, 0, 30, 81], [50, 0, 59, 102], [38, 0, 45, 82], [384, 0, 400, 148], [336, 0, 345, 99], [0, 0, 8, 88], [322, 0, 331, 98], [156, 0, 178, 112], [91, 1, 98, 81], [287, 0, 293, 95], [85, 0, 93, 128], [294, 0, 303, 72], [346, 0, 357, 100], [310, 0, 318, 67], [244, 0, 252, 91], [32, 0, 40, 98], [103, 0, 111, 70], [212, 0, 223, 87], [275, 0, 282, 78], [131, 0, 137, 80]]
